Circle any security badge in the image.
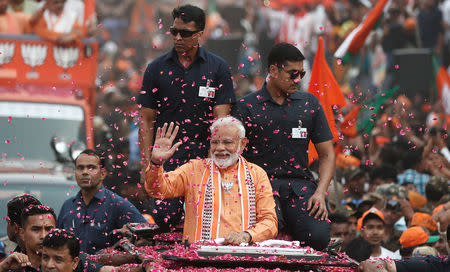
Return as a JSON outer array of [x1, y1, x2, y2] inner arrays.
[[292, 120, 308, 139], [198, 79, 215, 98]]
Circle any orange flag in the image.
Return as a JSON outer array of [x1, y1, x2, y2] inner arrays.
[[83, 0, 96, 34], [340, 105, 361, 138], [307, 36, 346, 164]]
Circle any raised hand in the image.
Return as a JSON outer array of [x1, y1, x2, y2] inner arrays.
[[150, 122, 182, 165]]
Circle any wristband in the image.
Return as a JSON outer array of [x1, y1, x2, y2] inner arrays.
[[150, 159, 162, 166]]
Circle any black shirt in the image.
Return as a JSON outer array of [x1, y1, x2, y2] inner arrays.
[[395, 256, 450, 272], [137, 47, 235, 170], [232, 84, 332, 181]]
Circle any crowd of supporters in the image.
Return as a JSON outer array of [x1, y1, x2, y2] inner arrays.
[[92, 0, 450, 263]]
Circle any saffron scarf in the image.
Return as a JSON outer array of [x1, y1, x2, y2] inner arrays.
[[195, 156, 257, 241]]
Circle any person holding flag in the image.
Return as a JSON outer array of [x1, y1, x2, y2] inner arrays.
[[232, 42, 335, 251]]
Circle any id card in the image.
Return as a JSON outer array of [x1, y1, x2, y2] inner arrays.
[[199, 86, 215, 98], [292, 127, 308, 139]]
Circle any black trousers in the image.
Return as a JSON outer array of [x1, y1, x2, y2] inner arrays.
[[272, 178, 330, 251]]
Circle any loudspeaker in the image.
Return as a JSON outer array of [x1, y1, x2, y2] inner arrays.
[[391, 48, 435, 102]]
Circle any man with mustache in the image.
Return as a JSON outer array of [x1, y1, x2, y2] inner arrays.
[[138, 4, 235, 229], [232, 42, 335, 250], [57, 149, 146, 254], [145, 117, 277, 244]]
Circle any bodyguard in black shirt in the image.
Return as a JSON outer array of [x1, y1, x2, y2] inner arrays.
[[233, 43, 335, 250], [138, 4, 235, 228]]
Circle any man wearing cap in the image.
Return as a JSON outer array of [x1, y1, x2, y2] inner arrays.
[[369, 184, 414, 252], [398, 226, 440, 258], [358, 207, 401, 260]]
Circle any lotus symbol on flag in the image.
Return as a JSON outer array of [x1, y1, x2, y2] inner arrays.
[[53, 46, 79, 80], [21, 43, 48, 79], [0, 43, 15, 65]]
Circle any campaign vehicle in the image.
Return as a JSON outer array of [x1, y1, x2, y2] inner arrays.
[[0, 34, 98, 239]]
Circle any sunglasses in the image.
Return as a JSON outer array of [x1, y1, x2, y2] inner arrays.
[[169, 27, 200, 38], [283, 68, 306, 80]]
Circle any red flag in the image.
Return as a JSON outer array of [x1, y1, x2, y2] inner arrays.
[[307, 36, 346, 164]]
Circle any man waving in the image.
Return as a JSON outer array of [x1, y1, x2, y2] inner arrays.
[[145, 117, 277, 244]]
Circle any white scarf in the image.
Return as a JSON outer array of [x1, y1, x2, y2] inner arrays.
[[43, 9, 77, 33]]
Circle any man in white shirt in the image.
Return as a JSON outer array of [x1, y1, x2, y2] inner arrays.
[[37, 0, 84, 25], [358, 207, 401, 260]]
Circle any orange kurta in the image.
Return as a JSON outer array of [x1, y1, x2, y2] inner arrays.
[[145, 159, 278, 243]]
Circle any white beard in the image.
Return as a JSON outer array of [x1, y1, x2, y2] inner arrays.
[[211, 144, 240, 169]]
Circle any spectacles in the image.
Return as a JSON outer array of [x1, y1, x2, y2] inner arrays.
[[169, 27, 200, 38], [282, 68, 306, 80]]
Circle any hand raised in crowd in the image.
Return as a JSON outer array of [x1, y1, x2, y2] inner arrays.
[[307, 191, 328, 221], [224, 231, 252, 245], [150, 122, 182, 165], [0, 252, 31, 272]]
